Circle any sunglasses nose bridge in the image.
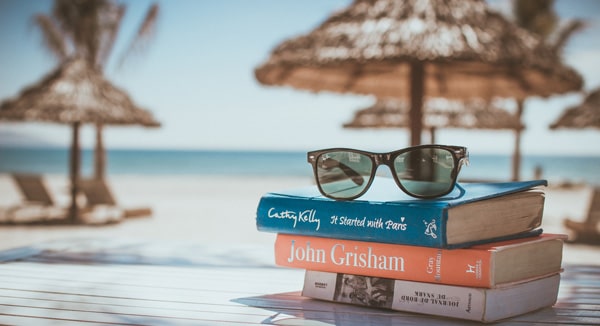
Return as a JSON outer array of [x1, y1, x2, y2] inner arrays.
[[372, 153, 388, 166], [375, 153, 396, 175]]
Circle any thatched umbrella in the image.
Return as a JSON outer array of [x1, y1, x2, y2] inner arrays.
[[255, 0, 582, 147], [549, 88, 599, 243], [344, 98, 524, 179], [550, 88, 600, 129], [343, 98, 524, 143], [0, 57, 160, 223]]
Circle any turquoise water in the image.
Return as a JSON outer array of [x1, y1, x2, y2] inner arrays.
[[0, 147, 598, 185]]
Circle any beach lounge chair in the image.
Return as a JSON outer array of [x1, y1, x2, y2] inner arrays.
[[0, 174, 67, 224], [78, 178, 153, 221], [564, 187, 600, 244]]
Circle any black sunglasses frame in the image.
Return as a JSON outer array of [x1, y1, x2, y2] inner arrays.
[[307, 144, 469, 200]]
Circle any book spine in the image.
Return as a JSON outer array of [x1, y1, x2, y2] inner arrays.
[[276, 234, 493, 287], [257, 194, 448, 248], [302, 271, 560, 322]]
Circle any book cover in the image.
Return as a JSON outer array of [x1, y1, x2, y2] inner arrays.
[[257, 177, 547, 248], [275, 233, 565, 288], [302, 270, 560, 323]]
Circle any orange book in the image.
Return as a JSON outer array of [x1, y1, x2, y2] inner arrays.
[[275, 233, 566, 288]]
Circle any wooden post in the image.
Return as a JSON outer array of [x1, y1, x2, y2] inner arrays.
[[69, 121, 81, 223], [409, 62, 424, 147], [94, 123, 105, 180], [512, 100, 524, 181], [429, 127, 436, 144]]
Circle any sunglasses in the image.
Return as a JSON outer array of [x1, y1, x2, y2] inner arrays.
[[307, 145, 469, 200]]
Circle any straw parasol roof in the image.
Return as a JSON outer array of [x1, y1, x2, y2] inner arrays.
[[550, 88, 600, 129], [255, 0, 583, 145], [0, 58, 160, 127], [0, 57, 160, 223]]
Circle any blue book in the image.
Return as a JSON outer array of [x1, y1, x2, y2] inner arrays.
[[256, 177, 546, 248]]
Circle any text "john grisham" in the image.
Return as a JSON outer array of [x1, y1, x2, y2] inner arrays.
[[287, 240, 405, 272]]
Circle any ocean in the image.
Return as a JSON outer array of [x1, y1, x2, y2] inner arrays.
[[0, 147, 599, 185]]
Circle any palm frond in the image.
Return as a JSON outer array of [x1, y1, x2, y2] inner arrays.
[[512, 0, 558, 39], [97, 3, 125, 68], [34, 0, 159, 72], [33, 14, 69, 61], [117, 4, 159, 68], [51, 0, 81, 49], [551, 19, 586, 54], [51, 0, 112, 67]]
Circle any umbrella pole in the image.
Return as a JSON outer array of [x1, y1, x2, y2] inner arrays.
[[94, 123, 105, 180], [512, 100, 524, 181], [69, 122, 81, 223], [409, 62, 424, 146]]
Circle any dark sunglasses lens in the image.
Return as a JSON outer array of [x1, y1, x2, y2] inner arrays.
[[393, 148, 456, 197], [316, 151, 373, 199]]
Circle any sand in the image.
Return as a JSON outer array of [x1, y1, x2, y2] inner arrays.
[[0, 174, 597, 265]]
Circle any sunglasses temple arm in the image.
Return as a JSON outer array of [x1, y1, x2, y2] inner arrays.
[[455, 183, 466, 197], [339, 163, 365, 186], [322, 158, 364, 186]]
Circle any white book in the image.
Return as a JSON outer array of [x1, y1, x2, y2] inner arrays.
[[302, 271, 560, 323]]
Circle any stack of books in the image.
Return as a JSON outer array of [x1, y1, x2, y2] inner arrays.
[[255, 177, 566, 323]]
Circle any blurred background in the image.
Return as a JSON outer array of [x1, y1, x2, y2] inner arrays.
[[0, 0, 598, 184]]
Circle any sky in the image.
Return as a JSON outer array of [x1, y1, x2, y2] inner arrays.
[[0, 0, 599, 155]]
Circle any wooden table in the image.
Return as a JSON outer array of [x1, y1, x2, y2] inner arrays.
[[0, 239, 598, 325]]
